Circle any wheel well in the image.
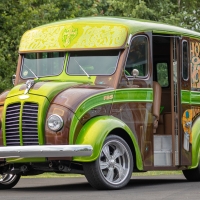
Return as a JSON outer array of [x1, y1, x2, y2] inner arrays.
[[109, 128, 137, 171]]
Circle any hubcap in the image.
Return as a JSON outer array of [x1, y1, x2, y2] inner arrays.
[[0, 174, 17, 185], [99, 139, 131, 185]]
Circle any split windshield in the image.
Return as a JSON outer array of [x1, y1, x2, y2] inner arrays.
[[21, 50, 120, 79]]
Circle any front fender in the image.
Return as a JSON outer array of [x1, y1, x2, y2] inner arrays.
[[73, 115, 143, 170]]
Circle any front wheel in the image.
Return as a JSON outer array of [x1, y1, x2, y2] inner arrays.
[[0, 174, 21, 189], [83, 135, 133, 190], [182, 162, 200, 181]]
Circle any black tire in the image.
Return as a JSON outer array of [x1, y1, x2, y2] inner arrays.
[[182, 163, 200, 181], [0, 174, 21, 189], [83, 135, 133, 190]]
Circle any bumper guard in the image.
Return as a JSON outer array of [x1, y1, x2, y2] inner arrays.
[[0, 145, 93, 158]]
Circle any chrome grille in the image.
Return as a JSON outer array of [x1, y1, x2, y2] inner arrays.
[[5, 103, 20, 146], [5, 102, 39, 146], [22, 103, 39, 145]]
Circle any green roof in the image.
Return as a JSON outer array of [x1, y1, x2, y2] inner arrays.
[[19, 17, 200, 52], [42, 17, 200, 38]]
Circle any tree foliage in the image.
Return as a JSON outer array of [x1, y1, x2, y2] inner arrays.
[[0, 0, 199, 92]]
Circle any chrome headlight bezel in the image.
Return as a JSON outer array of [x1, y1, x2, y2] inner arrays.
[[47, 114, 64, 132]]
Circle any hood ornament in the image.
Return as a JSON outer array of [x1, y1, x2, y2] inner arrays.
[[24, 80, 35, 94]]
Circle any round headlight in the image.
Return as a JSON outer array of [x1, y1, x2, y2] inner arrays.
[[47, 114, 63, 132]]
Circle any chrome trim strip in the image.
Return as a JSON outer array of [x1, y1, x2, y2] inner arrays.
[[0, 145, 93, 158]]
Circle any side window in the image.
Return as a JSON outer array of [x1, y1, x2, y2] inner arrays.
[[156, 62, 169, 87], [125, 35, 148, 77], [182, 40, 189, 80]]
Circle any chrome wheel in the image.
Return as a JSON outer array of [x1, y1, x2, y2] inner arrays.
[[0, 174, 20, 189], [84, 135, 133, 190], [0, 174, 17, 185], [99, 140, 131, 185]]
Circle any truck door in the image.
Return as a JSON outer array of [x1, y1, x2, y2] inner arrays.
[[115, 33, 154, 168]]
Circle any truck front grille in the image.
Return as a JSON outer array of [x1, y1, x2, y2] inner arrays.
[[5, 103, 20, 146], [5, 102, 39, 146]]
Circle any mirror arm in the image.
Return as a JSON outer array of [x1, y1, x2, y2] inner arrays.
[[12, 74, 16, 86]]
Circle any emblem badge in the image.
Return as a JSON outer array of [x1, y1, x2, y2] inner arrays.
[[19, 95, 30, 100]]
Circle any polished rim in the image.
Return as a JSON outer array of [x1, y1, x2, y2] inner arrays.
[[0, 174, 18, 185], [99, 139, 131, 185]]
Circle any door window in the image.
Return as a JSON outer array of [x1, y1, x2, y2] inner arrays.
[[125, 36, 148, 77], [182, 40, 189, 81], [156, 62, 169, 87]]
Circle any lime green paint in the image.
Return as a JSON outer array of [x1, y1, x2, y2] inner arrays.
[[189, 117, 200, 168], [8, 82, 85, 102], [69, 88, 153, 144], [75, 91, 114, 119], [114, 88, 153, 103], [181, 90, 191, 104], [19, 21, 128, 52], [190, 91, 200, 105], [181, 90, 200, 168], [3, 94, 49, 163], [28, 82, 82, 102], [8, 79, 94, 102], [7, 84, 26, 98], [181, 90, 200, 105], [73, 115, 143, 170], [19, 17, 200, 52], [69, 90, 114, 144]]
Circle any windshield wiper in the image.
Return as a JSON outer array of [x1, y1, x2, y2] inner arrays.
[[74, 59, 91, 79], [23, 63, 39, 80]]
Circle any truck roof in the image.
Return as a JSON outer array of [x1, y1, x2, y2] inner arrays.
[[19, 17, 200, 53]]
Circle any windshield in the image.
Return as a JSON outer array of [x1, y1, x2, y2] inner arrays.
[[67, 50, 119, 76], [21, 52, 65, 79], [21, 50, 120, 79]]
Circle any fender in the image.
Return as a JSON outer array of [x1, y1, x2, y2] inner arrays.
[[191, 116, 200, 168], [73, 115, 143, 170]]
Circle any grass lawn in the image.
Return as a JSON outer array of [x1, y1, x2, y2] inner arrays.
[[22, 171, 182, 178]]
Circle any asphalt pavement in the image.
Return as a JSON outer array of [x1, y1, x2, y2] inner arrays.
[[1, 174, 200, 200]]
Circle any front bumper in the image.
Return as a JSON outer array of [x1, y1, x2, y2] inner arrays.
[[0, 145, 93, 158]]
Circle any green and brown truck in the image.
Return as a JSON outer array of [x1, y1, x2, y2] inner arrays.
[[0, 17, 200, 190]]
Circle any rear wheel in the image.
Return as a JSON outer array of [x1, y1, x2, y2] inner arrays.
[[182, 162, 200, 181], [0, 174, 21, 189], [84, 135, 133, 190]]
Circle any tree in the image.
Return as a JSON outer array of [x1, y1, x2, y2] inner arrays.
[[0, 0, 199, 92]]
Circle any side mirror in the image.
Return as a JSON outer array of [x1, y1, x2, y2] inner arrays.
[[12, 74, 16, 85]]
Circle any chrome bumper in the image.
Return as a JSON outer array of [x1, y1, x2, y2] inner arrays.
[[0, 145, 93, 158]]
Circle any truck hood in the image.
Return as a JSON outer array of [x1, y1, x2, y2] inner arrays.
[[7, 81, 84, 102], [7, 81, 113, 104]]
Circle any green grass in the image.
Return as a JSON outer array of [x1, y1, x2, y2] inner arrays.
[[22, 171, 182, 178]]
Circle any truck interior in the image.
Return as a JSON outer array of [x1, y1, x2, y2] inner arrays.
[[152, 35, 179, 167]]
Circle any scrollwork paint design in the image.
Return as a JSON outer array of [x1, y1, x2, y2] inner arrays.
[[19, 23, 127, 51]]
